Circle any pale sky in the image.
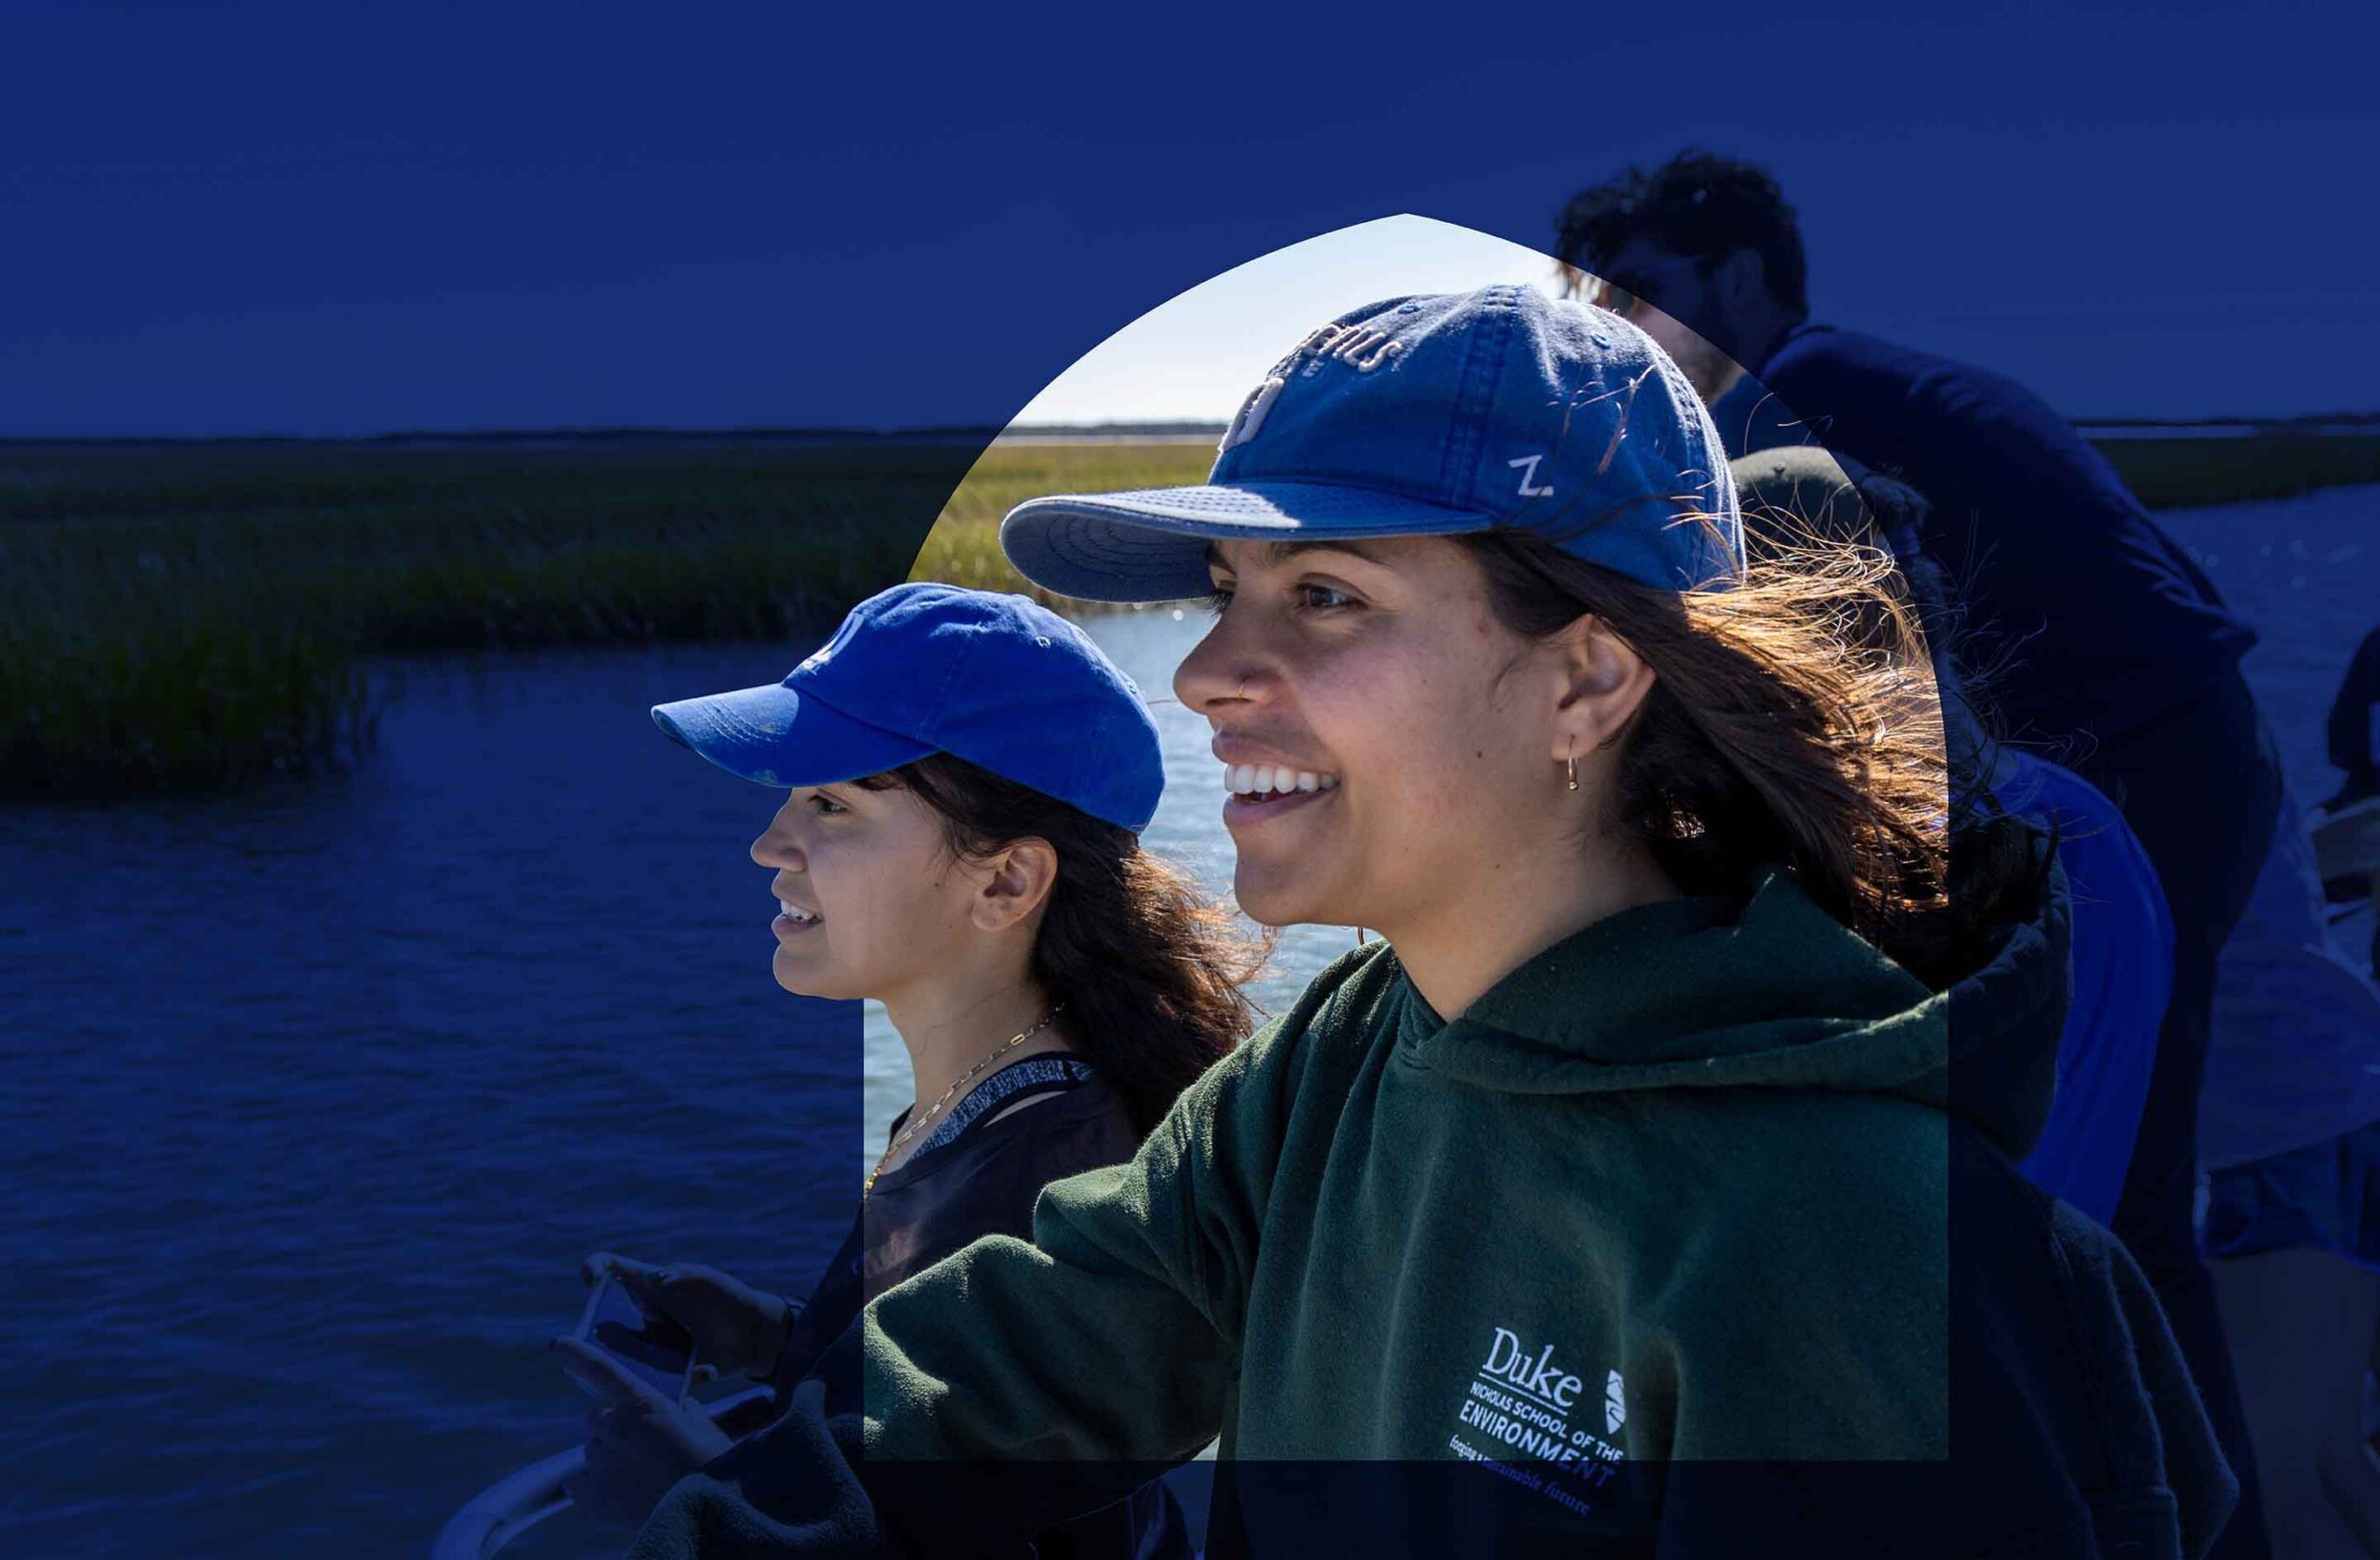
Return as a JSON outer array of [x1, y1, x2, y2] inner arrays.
[[1010, 216, 1567, 428]]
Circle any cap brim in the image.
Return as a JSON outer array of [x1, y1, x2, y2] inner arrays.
[[652, 681, 933, 787], [999, 481, 1495, 603]]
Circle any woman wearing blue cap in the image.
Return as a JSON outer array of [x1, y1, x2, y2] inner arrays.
[[630, 287, 2241, 1557], [553, 583, 1260, 1559]]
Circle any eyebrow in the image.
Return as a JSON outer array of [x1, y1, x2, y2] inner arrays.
[[1201, 537, 1401, 572]]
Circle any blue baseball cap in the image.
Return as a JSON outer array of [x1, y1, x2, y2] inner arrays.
[[999, 284, 1744, 603], [651, 583, 1164, 832]]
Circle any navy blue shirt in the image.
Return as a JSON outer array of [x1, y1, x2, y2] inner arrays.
[[766, 1055, 1191, 1560], [1712, 324, 2256, 749]]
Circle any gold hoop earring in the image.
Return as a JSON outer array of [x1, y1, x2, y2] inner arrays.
[[1566, 739, 1580, 792]]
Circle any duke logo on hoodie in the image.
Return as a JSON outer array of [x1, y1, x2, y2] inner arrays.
[[1448, 1325, 1629, 1520]]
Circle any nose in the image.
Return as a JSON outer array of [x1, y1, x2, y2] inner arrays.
[[750, 803, 807, 871], [1173, 610, 1270, 719]]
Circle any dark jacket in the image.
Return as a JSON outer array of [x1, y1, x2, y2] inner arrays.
[[770, 1056, 1149, 1389], [726, 1056, 1190, 1560], [633, 817, 2235, 1557], [1712, 324, 2256, 750]]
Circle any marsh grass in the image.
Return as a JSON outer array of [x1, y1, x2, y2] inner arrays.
[[7, 430, 2369, 800], [909, 438, 1214, 603], [3, 444, 978, 799], [2095, 433, 2380, 510]]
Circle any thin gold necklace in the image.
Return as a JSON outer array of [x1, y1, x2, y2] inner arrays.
[[866, 1004, 1064, 1196]]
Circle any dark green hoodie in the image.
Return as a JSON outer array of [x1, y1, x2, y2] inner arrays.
[[635, 820, 2234, 1557]]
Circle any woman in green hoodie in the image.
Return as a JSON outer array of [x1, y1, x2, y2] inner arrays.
[[629, 285, 2237, 1558]]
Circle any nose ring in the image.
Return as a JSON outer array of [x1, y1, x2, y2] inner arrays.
[[1237, 677, 1251, 701]]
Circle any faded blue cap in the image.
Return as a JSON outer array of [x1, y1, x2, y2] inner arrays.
[[999, 284, 1744, 602], [652, 583, 1164, 832]]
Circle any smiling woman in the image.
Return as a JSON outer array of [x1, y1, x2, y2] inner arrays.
[[1183, 533, 1688, 1009], [627, 285, 2243, 1559]]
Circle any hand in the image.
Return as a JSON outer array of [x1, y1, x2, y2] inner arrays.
[[581, 1251, 791, 1382], [554, 1334, 736, 1528]]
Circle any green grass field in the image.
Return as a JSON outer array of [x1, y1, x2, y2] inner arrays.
[[4, 431, 2371, 800], [907, 441, 1213, 601], [1, 444, 972, 798], [2093, 432, 2380, 510]]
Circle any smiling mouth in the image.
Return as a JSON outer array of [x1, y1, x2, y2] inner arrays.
[[774, 899, 823, 935], [1221, 762, 1340, 828], [1223, 762, 1339, 800]]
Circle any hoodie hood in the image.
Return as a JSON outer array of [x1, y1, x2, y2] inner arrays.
[[1395, 813, 2069, 1162]]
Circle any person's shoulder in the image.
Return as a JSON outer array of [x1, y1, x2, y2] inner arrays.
[[1765, 323, 1964, 379], [1221, 936, 1402, 1057], [1993, 754, 2160, 875], [1749, 325, 1939, 442], [961, 1069, 1141, 1178], [1303, 933, 1406, 1015], [1938, 1123, 2136, 1373], [1992, 747, 2112, 814], [1178, 938, 1404, 1115], [970, 1104, 1148, 1230], [1599, 1091, 1951, 1368], [1271, 936, 1408, 1060], [1942, 1130, 2234, 1542], [1765, 324, 2052, 426], [872, 1070, 1162, 1275], [1616, 1100, 1954, 1456], [1664, 1091, 1950, 1241], [1640, 1114, 2030, 1340]]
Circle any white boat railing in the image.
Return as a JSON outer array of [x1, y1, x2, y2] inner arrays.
[[432, 1385, 775, 1560]]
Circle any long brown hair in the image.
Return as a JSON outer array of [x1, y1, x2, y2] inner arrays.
[[1456, 522, 2045, 991], [855, 754, 1266, 1136]]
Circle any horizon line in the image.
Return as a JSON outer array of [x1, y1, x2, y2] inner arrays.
[[5, 410, 2379, 448]]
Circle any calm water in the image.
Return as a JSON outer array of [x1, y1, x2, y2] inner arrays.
[[2161, 484, 2377, 960], [4, 485, 2373, 1557], [2158, 484, 2376, 806]]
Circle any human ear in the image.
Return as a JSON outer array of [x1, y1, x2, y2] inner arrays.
[[1549, 616, 1657, 761], [971, 838, 1059, 932], [1714, 247, 1770, 313]]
